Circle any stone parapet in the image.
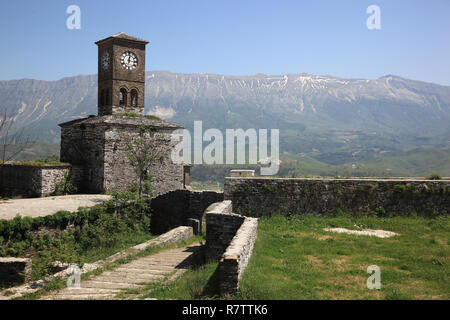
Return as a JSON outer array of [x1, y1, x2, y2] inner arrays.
[[219, 217, 258, 296], [225, 177, 450, 217]]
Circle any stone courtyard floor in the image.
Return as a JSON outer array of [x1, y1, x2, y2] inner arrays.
[[0, 194, 111, 220]]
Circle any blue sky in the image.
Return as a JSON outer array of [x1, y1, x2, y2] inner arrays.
[[0, 0, 449, 85]]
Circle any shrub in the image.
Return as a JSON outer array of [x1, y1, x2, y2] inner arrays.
[[0, 192, 154, 280], [377, 207, 387, 217], [394, 184, 407, 193], [429, 172, 442, 180]]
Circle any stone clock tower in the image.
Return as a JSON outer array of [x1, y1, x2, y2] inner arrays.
[[59, 33, 187, 195], [96, 32, 149, 116]]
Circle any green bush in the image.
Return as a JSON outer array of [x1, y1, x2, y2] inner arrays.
[[394, 184, 407, 193], [0, 192, 151, 251], [429, 172, 442, 180], [0, 192, 154, 280]]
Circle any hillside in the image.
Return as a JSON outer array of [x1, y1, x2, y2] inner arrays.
[[1, 71, 450, 166]]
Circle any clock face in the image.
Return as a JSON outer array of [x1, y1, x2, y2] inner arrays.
[[120, 51, 138, 70], [101, 52, 110, 70]]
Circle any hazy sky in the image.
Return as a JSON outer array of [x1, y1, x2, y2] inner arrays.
[[0, 0, 449, 85]]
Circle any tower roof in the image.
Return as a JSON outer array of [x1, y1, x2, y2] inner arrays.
[[95, 32, 149, 45], [58, 115, 183, 130]]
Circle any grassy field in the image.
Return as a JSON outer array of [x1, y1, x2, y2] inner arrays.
[[138, 215, 449, 300], [238, 215, 449, 300]]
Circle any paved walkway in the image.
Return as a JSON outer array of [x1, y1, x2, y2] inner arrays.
[[40, 244, 201, 300], [0, 194, 111, 220]]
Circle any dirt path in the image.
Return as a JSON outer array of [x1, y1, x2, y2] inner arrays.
[[40, 244, 201, 300], [0, 194, 111, 220]]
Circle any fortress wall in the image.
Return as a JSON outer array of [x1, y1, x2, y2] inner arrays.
[[205, 201, 241, 260], [224, 177, 450, 217], [150, 189, 224, 234], [219, 216, 258, 296], [0, 164, 70, 197], [204, 200, 258, 296]]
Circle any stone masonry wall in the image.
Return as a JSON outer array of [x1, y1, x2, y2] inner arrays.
[[205, 201, 245, 260], [224, 177, 450, 217], [0, 164, 70, 197], [150, 189, 224, 234], [40, 167, 71, 196], [60, 124, 106, 193], [205, 200, 259, 296], [219, 217, 258, 296], [103, 126, 184, 196]]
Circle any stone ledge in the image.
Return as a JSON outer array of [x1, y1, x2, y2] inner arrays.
[[220, 217, 258, 296], [205, 200, 232, 215], [225, 177, 450, 217], [205, 201, 243, 260]]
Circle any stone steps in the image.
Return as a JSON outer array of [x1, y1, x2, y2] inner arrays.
[[99, 270, 168, 278], [81, 280, 144, 290], [42, 294, 116, 300], [89, 274, 165, 284], [52, 288, 121, 295], [39, 244, 201, 300]]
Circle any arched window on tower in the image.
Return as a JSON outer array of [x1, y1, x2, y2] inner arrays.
[[130, 89, 138, 108], [119, 88, 127, 106]]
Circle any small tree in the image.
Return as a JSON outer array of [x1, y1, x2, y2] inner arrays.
[[0, 109, 36, 164], [121, 126, 169, 199]]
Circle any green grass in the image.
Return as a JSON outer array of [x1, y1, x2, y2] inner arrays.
[[136, 254, 221, 300], [114, 215, 449, 300], [5, 154, 68, 166], [189, 182, 224, 192], [238, 215, 450, 300]]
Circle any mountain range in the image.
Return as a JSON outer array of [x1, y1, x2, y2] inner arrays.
[[1, 71, 450, 166]]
